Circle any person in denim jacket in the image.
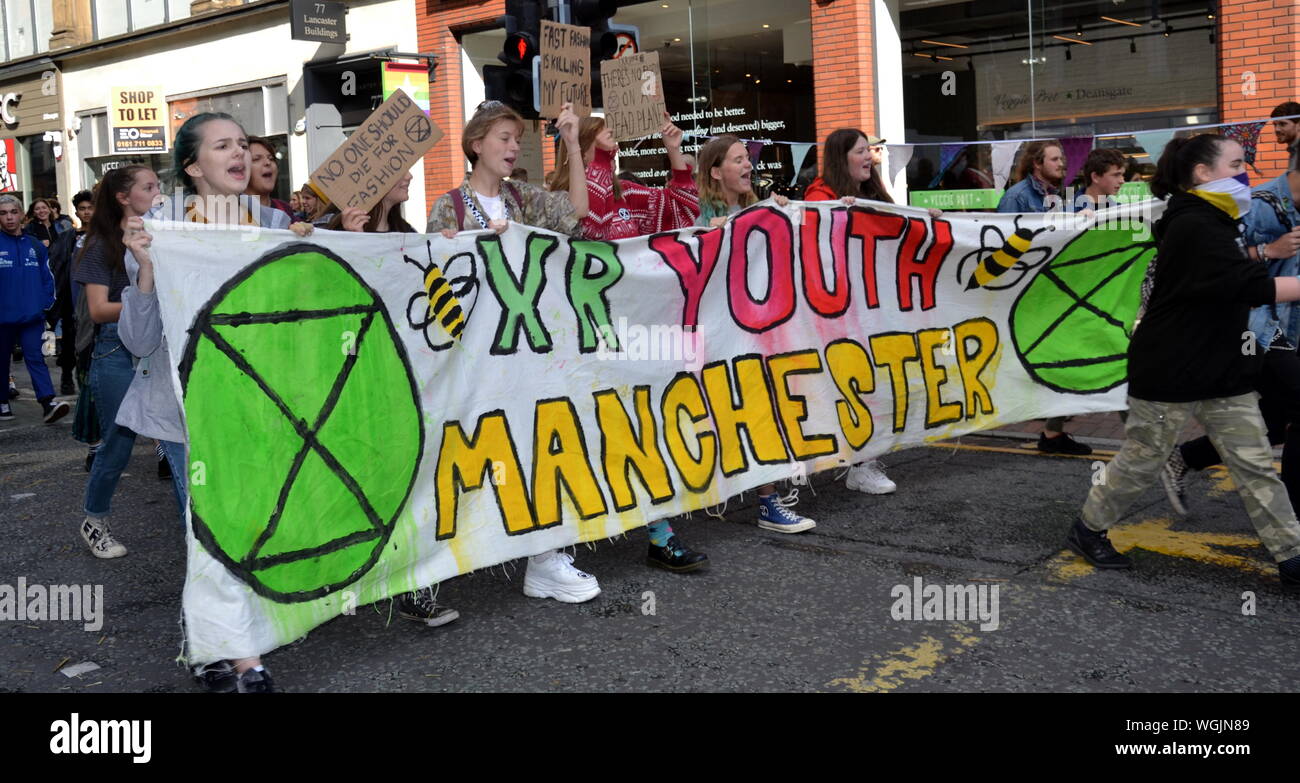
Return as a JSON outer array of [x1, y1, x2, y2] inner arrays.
[[996, 140, 1065, 215], [997, 141, 1094, 455], [1162, 163, 1300, 517]]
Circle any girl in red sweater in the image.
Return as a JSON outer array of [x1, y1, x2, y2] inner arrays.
[[545, 112, 699, 241], [804, 128, 914, 497], [544, 113, 708, 573]]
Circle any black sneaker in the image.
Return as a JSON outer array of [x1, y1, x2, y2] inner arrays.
[[398, 589, 460, 627], [194, 660, 238, 693], [1066, 518, 1132, 569], [1038, 432, 1092, 456], [60, 377, 76, 397], [0, 402, 11, 420], [41, 398, 70, 424], [8, 380, 19, 398], [1160, 448, 1190, 516], [1280, 555, 1300, 592], [236, 667, 279, 693], [647, 535, 709, 573]]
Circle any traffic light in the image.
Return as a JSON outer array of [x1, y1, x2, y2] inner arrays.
[[484, 0, 542, 118], [572, 0, 619, 60], [572, 0, 618, 108]]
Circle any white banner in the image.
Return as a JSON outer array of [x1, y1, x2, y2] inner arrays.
[[146, 198, 1160, 663]]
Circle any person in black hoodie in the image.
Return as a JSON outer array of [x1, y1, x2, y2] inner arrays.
[[1069, 134, 1300, 589], [47, 190, 94, 396]]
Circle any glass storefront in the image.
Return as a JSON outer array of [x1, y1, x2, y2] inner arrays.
[[899, 0, 1219, 196], [460, 0, 814, 195], [0, 133, 57, 205]]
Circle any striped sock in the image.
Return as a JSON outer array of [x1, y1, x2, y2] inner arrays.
[[648, 520, 674, 547]]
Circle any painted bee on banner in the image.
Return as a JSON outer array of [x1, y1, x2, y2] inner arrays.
[[958, 217, 1054, 292], [404, 240, 480, 351]]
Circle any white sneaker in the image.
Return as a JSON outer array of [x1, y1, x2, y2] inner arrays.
[[81, 516, 127, 559], [523, 550, 601, 603], [845, 460, 896, 495]]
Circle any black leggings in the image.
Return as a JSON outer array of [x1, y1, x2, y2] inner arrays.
[[1180, 346, 1300, 511]]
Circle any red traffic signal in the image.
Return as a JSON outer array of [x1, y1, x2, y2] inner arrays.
[[502, 32, 538, 67]]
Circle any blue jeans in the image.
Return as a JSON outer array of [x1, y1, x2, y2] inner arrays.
[[0, 318, 55, 401], [158, 439, 188, 529], [81, 325, 189, 526], [83, 324, 138, 517]]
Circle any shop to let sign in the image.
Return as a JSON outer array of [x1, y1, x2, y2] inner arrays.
[[539, 21, 591, 117], [109, 88, 168, 154], [309, 88, 443, 211], [290, 0, 346, 43], [599, 51, 666, 141]]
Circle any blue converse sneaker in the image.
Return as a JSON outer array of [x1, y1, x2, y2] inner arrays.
[[757, 490, 816, 534]]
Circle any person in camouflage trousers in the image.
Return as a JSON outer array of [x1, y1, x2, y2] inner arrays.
[[1082, 394, 1300, 565], [1068, 133, 1300, 589]]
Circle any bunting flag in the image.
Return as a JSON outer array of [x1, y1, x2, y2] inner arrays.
[[1223, 122, 1266, 165], [991, 142, 1022, 190], [1059, 136, 1096, 187], [1133, 130, 1178, 161], [789, 142, 816, 186], [887, 144, 915, 194], [746, 140, 766, 166], [929, 143, 968, 188]]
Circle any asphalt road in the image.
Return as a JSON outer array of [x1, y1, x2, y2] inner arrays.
[[2, 372, 1297, 693]]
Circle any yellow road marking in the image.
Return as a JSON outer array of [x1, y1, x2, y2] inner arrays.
[[835, 441, 1280, 691], [828, 628, 980, 693], [1048, 517, 1272, 580], [923, 441, 1118, 460]]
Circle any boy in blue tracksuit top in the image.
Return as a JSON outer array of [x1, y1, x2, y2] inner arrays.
[[0, 194, 70, 422]]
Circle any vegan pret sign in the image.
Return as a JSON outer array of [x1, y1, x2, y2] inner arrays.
[[290, 0, 346, 44], [109, 88, 168, 154]]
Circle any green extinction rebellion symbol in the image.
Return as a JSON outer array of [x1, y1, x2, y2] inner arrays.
[[1009, 224, 1156, 394], [179, 243, 423, 603]]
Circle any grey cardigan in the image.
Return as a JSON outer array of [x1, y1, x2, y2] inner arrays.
[[116, 204, 291, 442]]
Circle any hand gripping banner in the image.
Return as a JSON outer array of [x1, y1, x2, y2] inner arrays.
[[145, 198, 1160, 663]]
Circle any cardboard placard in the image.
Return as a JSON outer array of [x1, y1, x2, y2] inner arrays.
[[599, 51, 666, 141], [310, 89, 443, 212], [540, 21, 591, 118]]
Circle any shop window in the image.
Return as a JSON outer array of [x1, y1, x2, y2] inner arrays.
[[170, 88, 269, 138], [458, 0, 814, 193], [3, 0, 37, 60], [166, 0, 190, 24], [93, 0, 129, 39], [90, 0, 188, 39], [11, 133, 58, 205], [900, 0, 1217, 196], [131, 0, 167, 29]]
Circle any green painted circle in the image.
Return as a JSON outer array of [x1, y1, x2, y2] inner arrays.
[[179, 243, 423, 603], [1009, 227, 1156, 394]]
